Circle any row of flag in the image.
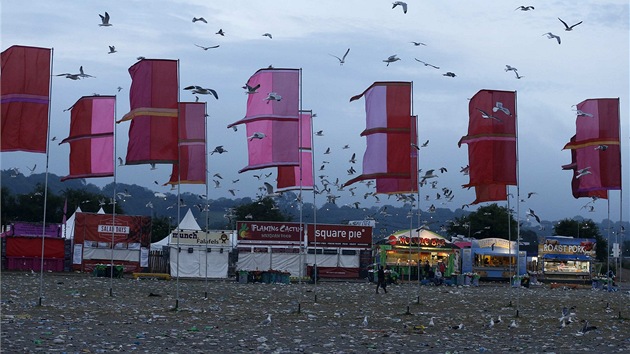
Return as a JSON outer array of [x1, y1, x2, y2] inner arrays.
[[1, 45, 622, 203]]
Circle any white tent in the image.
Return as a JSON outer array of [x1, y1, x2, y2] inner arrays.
[[61, 206, 82, 241], [165, 209, 231, 279], [150, 208, 201, 251]]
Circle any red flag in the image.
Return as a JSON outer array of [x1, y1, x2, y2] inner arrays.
[[344, 82, 413, 188], [60, 96, 115, 181], [563, 98, 621, 192], [167, 102, 207, 185], [561, 139, 608, 200], [228, 68, 300, 172], [1, 45, 51, 153], [459, 90, 516, 204], [277, 111, 314, 191], [118, 59, 179, 164], [376, 115, 418, 194]]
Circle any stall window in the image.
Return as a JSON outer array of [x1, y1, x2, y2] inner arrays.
[[323, 249, 338, 255], [341, 250, 356, 256]]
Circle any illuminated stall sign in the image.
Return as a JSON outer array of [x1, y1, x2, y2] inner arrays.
[[388, 235, 447, 248], [538, 236, 596, 257], [307, 223, 372, 248], [236, 221, 302, 245]]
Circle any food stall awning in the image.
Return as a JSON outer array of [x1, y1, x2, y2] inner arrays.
[[474, 250, 517, 257], [542, 254, 591, 261]]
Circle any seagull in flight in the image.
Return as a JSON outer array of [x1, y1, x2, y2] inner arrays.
[[475, 108, 502, 122], [515, 6, 534, 11], [392, 1, 408, 14], [264, 92, 282, 103], [99, 12, 112, 26], [558, 18, 582, 31], [526, 208, 541, 223], [315, 130, 324, 136], [410, 41, 426, 46], [543, 32, 561, 44], [415, 58, 439, 69], [78, 66, 95, 78], [243, 83, 260, 94], [211, 145, 227, 155], [216, 29, 225, 36], [514, 71, 524, 79], [192, 17, 207, 23], [248, 132, 266, 141], [594, 144, 608, 151], [420, 169, 438, 183], [574, 109, 594, 118], [107, 46, 117, 54], [118, 157, 124, 166], [262, 33, 273, 39], [576, 167, 591, 179], [195, 44, 220, 50], [184, 86, 218, 99], [492, 102, 511, 116], [443, 72, 456, 77], [330, 48, 350, 65], [421, 140, 429, 147], [383, 55, 401, 66], [505, 65, 517, 72]]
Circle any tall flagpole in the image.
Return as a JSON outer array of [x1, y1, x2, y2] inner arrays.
[[110, 97, 118, 297], [203, 102, 210, 299], [38, 47, 54, 307], [175, 59, 181, 310], [615, 98, 623, 318], [514, 91, 521, 318]]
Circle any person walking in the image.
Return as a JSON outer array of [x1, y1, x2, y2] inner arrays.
[[376, 265, 387, 293]]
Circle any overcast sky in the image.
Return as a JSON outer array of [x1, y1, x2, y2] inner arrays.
[[1, 0, 628, 226]]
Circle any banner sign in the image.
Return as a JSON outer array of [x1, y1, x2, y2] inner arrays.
[[236, 221, 303, 245], [307, 223, 372, 248], [74, 213, 151, 246], [170, 229, 231, 246], [538, 236, 596, 256]]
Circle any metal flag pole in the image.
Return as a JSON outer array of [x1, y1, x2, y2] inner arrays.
[[507, 187, 513, 307], [307, 109, 318, 306], [203, 102, 210, 299], [513, 91, 522, 318], [174, 59, 181, 310], [38, 47, 54, 307], [109, 96, 118, 297]]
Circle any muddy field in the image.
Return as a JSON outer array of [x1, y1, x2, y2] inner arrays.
[[2, 272, 629, 353]]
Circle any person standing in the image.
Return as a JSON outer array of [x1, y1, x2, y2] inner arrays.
[[423, 260, 430, 279], [376, 265, 387, 293]]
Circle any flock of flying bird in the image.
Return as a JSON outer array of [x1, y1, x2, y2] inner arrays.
[[32, 4, 598, 229]]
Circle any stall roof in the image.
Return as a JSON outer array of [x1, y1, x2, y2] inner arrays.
[[542, 254, 592, 261]]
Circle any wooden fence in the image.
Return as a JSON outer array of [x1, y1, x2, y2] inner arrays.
[[148, 250, 169, 274]]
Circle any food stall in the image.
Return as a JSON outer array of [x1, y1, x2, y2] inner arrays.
[[537, 236, 596, 282], [461, 238, 526, 280], [376, 229, 460, 280]]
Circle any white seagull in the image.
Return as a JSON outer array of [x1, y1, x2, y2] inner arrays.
[[362, 316, 368, 327], [195, 44, 220, 50], [99, 12, 112, 26], [392, 1, 407, 14], [383, 55, 401, 66], [243, 83, 260, 94], [429, 317, 435, 326], [192, 17, 207, 23], [184, 86, 218, 99], [558, 18, 582, 31], [78, 66, 95, 78], [492, 102, 511, 116], [415, 58, 439, 69], [475, 108, 502, 122], [543, 32, 561, 44], [576, 167, 591, 179], [264, 92, 282, 103], [262, 33, 273, 39], [260, 314, 272, 325], [107, 46, 117, 54], [330, 48, 350, 65], [515, 6, 534, 11], [526, 208, 541, 224], [248, 132, 266, 141]]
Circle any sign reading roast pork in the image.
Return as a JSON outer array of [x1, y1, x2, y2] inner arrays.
[[307, 223, 372, 247]]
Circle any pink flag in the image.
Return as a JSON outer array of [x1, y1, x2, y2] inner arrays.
[[277, 111, 314, 191], [563, 98, 621, 192], [167, 102, 207, 185], [344, 82, 413, 188], [376, 115, 418, 194], [459, 89, 517, 189], [60, 96, 115, 181], [228, 68, 301, 173], [1, 45, 51, 153], [117, 59, 179, 164]]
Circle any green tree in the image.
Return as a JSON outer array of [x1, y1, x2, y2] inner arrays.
[[447, 203, 517, 239], [151, 215, 174, 243], [234, 197, 291, 222], [553, 218, 607, 262]]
